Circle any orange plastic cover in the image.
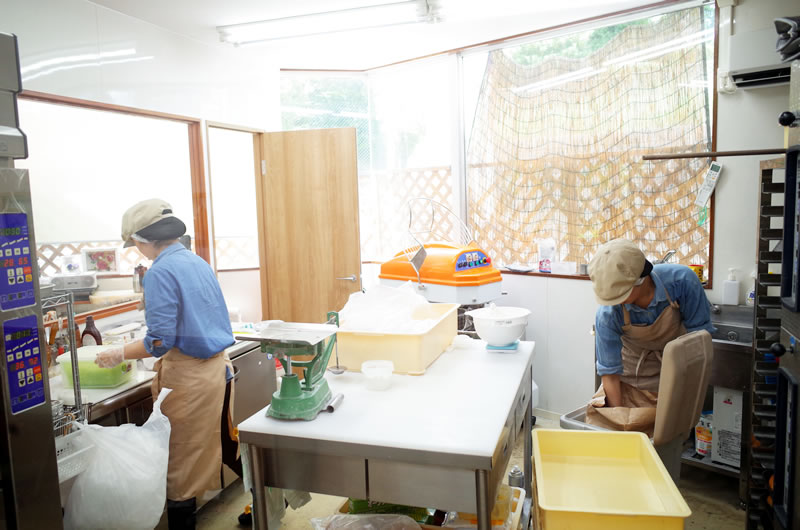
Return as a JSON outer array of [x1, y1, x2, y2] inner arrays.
[[379, 243, 502, 287]]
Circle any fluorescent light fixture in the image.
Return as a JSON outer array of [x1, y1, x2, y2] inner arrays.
[[217, 1, 436, 46]]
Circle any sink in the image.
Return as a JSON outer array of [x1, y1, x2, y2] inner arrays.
[[711, 323, 753, 344], [710, 304, 754, 345], [707, 304, 754, 391]]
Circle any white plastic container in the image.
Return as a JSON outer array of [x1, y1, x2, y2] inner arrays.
[[466, 305, 531, 347], [336, 303, 457, 375], [361, 360, 393, 391]]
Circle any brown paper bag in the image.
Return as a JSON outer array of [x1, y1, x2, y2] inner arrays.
[[585, 382, 658, 437]]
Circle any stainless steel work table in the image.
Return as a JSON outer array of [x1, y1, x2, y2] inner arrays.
[[238, 339, 535, 530]]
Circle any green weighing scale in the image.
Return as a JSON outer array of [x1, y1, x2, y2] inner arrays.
[[237, 312, 341, 421]]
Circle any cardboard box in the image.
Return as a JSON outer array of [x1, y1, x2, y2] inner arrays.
[[712, 387, 743, 468]]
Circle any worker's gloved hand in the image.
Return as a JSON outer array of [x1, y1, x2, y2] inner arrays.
[[94, 346, 125, 368]]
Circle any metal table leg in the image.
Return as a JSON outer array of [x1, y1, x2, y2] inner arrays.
[[476, 469, 490, 529], [248, 444, 269, 530], [522, 364, 533, 528]]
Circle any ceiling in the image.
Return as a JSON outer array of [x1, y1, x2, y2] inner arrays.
[[88, 0, 664, 70]]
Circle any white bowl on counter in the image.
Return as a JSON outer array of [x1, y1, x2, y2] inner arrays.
[[466, 305, 531, 347], [361, 360, 394, 391]]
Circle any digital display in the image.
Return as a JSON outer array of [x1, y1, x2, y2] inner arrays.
[[0, 227, 21, 236], [10, 330, 30, 341]]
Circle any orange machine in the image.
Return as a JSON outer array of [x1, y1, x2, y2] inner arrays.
[[379, 242, 503, 304]]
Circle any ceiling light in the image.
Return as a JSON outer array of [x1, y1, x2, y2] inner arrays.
[[217, 1, 437, 46]]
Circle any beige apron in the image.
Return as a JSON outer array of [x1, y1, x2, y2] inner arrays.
[[618, 280, 686, 392], [151, 348, 234, 501], [586, 275, 687, 433]]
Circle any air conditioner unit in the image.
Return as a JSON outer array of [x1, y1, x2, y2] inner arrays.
[[728, 27, 790, 89]]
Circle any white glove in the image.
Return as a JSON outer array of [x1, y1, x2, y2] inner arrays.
[[94, 346, 125, 368]]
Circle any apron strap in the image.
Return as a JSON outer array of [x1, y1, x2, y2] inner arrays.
[[653, 271, 680, 310], [634, 349, 662, 387], [622, 304, 632, 326]]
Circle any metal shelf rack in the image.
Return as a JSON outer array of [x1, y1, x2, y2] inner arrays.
[[745, 157, 785, 529], [42, 291, 85, 433]]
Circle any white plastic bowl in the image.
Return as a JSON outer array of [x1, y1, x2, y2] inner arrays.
[[466, 306, 531, 347], [361, 360, 394, 391]]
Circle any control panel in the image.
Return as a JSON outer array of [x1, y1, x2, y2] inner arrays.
[[4, 314, 44, 414], [0, 213, 34, 311], [456, 250, 492, 272]]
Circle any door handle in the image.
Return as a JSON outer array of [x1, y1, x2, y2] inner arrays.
[[336, 274, 358, 282]]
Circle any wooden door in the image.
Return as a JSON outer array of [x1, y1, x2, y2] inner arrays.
[[255, 128, 362, 324]]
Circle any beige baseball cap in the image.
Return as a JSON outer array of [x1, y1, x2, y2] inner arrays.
[[588, 239, 652, 305], [121, 199, 186, 248]]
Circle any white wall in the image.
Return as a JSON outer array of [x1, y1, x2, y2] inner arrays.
[[706, 0, 795, 304], [4, 0, 281, 130]]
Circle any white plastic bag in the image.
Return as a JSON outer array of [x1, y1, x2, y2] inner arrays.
[[64, 388, 173, 530], [338, 283, 434, 333]]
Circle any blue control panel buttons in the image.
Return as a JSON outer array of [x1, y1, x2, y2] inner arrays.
[[0, 213, 35, 311], [455, 250, 492, 272], [5, 315, 45, 414]]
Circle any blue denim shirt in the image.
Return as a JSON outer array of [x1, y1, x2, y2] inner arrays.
[[594, 264, 715, 376], [143, 242, 234, 358]]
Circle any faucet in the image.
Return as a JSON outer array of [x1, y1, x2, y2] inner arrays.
[[655, 250, 677, 264]]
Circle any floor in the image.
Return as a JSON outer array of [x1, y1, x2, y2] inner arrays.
[[162, 416, 745, 529]]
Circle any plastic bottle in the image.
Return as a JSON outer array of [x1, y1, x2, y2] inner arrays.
[[722, 268, 740, 305], [81, 316, 103, 346], [695, 411, 712, 456], [746, 269, 756, 307], [538, 238, 555, 273]]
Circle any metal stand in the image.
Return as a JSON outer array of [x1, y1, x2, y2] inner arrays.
[[42, 292, 87, 427]]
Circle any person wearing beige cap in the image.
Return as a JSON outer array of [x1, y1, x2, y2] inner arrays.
[[588, 239, 714, 407], [94, 199, 237, 530]]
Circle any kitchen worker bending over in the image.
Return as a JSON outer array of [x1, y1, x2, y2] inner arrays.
[[95, 199, 237, 530], [588, 239, 714, 407]]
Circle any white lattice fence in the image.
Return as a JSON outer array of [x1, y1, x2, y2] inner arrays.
[[214, 236, 259, 270], [360, 166, 457, 261], [37, 242, 144, 276]]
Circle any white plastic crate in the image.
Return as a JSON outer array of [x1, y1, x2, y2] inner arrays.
[[55, 428, 95, 483]]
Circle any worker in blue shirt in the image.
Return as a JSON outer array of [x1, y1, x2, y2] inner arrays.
[[588, 239, 714, 407], [95, 199, 236, 530]]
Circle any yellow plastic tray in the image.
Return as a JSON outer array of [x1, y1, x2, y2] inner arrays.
[[533, 429, 690, 530], [335, 303, 458, 375]]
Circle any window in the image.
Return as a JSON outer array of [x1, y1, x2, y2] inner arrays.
[[17, 98, 199, 276], [465, 6, 716, 267], [282, 4, 717, 278], [281, 58, 461, 264], [207, 126, 259, 270]]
